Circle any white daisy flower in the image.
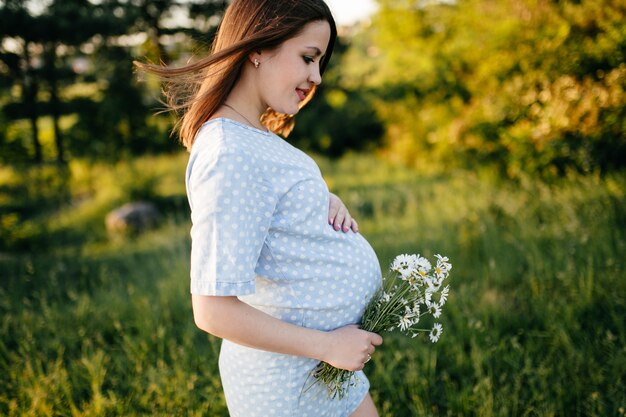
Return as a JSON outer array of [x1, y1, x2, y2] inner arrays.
[[399, 270, 413, 281], [428, 303, 442, 318], [380, 291, 391, 303], [424, 291, 433, 305], [426, 281, 441, 294], [391, 254, 417, 278], [398, 316, 412, 331], [426, 278, 442, 293], [415, 255, 432, 274], [410, 280, 423, 291], [412, 302, 420, 316], [434, 254, 449, 262], [434, 264, 448, 279], [398, 306, 416, 331], [429, 323, 443, 343], [435, 254, 452, 272], [438, 285, 450, 306]]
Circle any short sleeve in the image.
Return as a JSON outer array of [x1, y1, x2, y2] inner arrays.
[[186, 145, 277, 296]]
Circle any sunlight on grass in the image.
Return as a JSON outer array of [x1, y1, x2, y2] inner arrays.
[[1, 153, 624, 416]]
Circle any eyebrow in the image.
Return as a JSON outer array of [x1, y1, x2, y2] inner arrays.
[[305, 46, 323, 56]]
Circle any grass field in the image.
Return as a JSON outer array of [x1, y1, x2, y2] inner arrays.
[[1, 152, 624, 416]]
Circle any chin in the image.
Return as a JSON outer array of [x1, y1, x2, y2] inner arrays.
[[270, 99, 302, 116], [271, 106, 300, 116]]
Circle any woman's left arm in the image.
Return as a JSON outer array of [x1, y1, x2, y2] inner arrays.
[[328, 192, 358, 233]]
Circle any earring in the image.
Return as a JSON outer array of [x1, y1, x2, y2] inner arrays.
[[254, 59, 260, 68]]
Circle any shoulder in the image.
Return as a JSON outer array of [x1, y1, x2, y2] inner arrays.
[[193, 118, 273, 154], [186, 119, 281, 191], [189, 119, 265, 170]]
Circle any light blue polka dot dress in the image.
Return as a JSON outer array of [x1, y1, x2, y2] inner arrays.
[[186, 119, 382, 417]]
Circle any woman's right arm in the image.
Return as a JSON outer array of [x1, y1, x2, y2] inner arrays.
[[192, 294, 383, 371]]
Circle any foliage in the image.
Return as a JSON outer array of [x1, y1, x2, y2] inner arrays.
[[292, 87, 384, 156], [0, 153, 624, 416], [2, 0, 624, 174], [356, 0, 626, 177], [0, 0, 225, 163]]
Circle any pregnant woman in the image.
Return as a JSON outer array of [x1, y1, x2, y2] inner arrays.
[[137, 1, 383, 415]]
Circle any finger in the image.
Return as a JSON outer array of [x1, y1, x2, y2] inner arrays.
[[328, 193, 341, 221], [341, 212, 352, 233], [333, 208, 346, 231], [328, 204, 339, 224], [351, 219, 359, 233], [370, 333, 383, 346], [328, 209, 338, 225]]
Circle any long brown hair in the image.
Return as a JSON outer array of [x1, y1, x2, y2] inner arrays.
[[134, 0, 337, 151]]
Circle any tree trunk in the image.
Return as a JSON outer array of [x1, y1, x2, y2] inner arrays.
[[28, 107, 42, 163], [45, 42, 64, 164], [51, 80, 64, 164], [23, 41, 42, 163]]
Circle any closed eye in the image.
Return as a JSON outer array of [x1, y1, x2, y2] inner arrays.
[[303, 56, 315, 64]]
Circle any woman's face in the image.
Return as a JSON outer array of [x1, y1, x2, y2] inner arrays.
[[256, 20, 331, 116]]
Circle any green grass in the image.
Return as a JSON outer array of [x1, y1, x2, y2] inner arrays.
[[1, 152, 624, 416]]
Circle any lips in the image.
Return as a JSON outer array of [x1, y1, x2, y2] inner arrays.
[[296, 88, 310, 101]]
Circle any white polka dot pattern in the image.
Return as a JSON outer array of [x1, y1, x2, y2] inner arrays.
[[186, 119, 382, 416]]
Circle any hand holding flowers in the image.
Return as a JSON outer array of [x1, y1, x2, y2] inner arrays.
[[313, 253, 453, 399], [319, 324, 383, 372]]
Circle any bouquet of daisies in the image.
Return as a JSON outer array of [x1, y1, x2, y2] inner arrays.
[[313, 253, 452, 399]]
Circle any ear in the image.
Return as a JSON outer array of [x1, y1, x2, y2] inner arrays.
[[248, 51, 262, 66]]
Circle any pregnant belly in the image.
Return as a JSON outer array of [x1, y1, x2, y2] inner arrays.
[[299, 233, 382, 330], [245, 230, 382, 331]]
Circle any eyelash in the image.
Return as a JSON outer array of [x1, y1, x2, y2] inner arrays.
[[303, 56, 315, 64]]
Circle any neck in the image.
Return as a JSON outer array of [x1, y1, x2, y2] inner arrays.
[[223, 102, 267, 132], [223, 65, 268, 129]]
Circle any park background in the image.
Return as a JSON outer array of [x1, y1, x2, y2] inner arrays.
[[1, 0, 624, 416]]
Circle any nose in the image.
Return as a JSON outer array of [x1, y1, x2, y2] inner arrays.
[[309, 64, 322, 86]]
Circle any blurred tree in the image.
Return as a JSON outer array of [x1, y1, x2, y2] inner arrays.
[[358, 0, 626, 176], [0, 0, 226, 163], [0, 0, 43, 162], [0, 0, 130, 163], [292, 87, 383, 157], [40, 0, 122, 163]]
